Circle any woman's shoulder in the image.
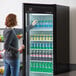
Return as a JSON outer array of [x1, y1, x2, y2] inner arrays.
[[3, 28, 14, 36], [4, 28, 13, 32]]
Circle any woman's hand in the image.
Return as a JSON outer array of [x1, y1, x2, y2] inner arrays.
[[18, 44, 25, 53], [32, 19, 38, 26]]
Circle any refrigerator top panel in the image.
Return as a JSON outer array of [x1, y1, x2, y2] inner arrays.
[[24, 3, 55, 14]]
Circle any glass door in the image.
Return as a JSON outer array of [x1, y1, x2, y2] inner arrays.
[[26, 13, 53, 76]]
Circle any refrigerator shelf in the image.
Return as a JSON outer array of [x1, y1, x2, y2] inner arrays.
[[30, 49, 53, 50], [30, 58, 53, 61], [30, 60, 53, 63], [30, 71, 53, 74], [30, 40, 53, 42], [30, 49, 53, 51], [30, 13, 53, 16], [30, 55, 53, 58], [30, 28, 53, 32]]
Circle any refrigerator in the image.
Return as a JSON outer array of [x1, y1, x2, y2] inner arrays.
[[23, 3, 69, 76]]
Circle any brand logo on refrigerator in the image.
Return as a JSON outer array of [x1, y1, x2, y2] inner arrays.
[[29, 8, 32, 11]]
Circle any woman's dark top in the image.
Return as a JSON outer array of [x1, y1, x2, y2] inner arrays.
[[3, 25, 34, 60], [3, 28, 19, 60]]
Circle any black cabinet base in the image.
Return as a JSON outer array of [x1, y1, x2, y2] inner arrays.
[[54, 64, 70, 75]]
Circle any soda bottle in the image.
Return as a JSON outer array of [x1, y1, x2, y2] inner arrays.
[[32, 62, 34, 71], [40, 43, 41, 49], [43, 34, 44, 40], [44, 62, 46, 72], [38, 62, 40, 72], [32, 35, 34, 40], [46, 35, 48, 40], [30, 43, 32, 49], [49, 43, 50, 49], [48, 20, 50, 27], [38, 43, 39, 49], [50, 43, 52, 49], [36, 35, 38, 40], [42, 20, 44, 28], [40, 35, 42, 41], [36, 62, 38, 72], [35, 43, 36, 49], [34, 62, 36, 71], [34, 35, 35, 40], [50, 35, 51, 40], [35, 62, 37, 72], [46, 43, 47, 49], [51, 35, 53, 40], [44, 43, 46, 49], [40, 62, 42, 72], [52, 42, 53, 49], [44, 20, 45, 27], [43, 43, 44, 49], [42, 20, 43, 27], [49, 43, 51, 49], [36, 34, 38, 40], [30, 35, 32, 40], [46, 20, 48, 27], [30, 62, 32, 71], [48, 34, 49, 40], [39, 50, 41, 58], [49, 20, 51, 28], [40, 20, 42, 28], [39, 34, 40, 40], [47, 35, 49, 40], [49, 35, 51, 40], [47, 43, 49, 49], [35, 35, 37, 40], [41, 43, 43, 49], [41, 34, 43, 40], [38, 62, 39, 72], [46, 20, 48, 28], [34, 43, 35, 49]]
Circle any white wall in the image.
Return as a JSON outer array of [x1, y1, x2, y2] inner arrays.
[[69, 1, 76, 64], [0, 0, 30, 28], [0, 0, 76, 64]]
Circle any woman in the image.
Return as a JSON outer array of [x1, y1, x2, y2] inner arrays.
[[3, 13, 37, 76]]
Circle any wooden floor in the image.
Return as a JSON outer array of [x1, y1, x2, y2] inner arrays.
[[0, 71, 76, 76], [55, 71, 76, 76]]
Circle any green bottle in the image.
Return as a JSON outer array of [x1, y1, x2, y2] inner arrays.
[[1, 36, 4, 41]]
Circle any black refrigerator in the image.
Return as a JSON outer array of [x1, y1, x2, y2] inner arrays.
[[23, 3, 69, 76]]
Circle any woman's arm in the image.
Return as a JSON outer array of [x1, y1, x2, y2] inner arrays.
[[26, 20, 38, 32], [26, 25, 34, 32]]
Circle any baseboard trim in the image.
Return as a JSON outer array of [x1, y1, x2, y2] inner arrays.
[[70, 64, 76, 71]]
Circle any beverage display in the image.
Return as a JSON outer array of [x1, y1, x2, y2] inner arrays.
[[30, 61, 53, 73], [29, 14, 53, 76], [30, 42, 53, 49], [30, 34, 53, 41]]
